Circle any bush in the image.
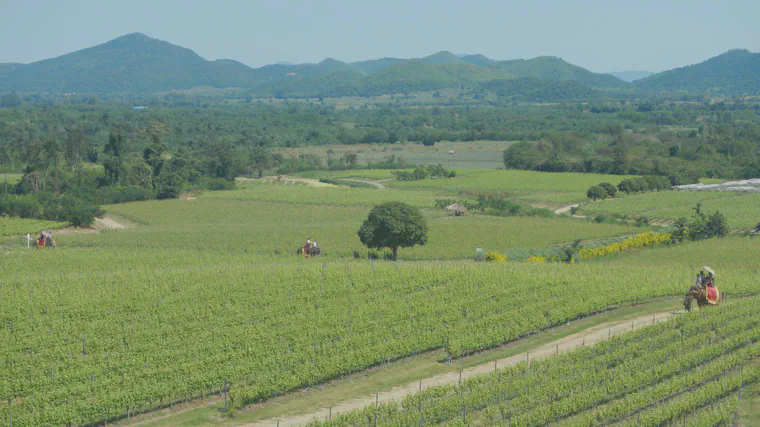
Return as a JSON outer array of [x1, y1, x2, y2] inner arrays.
[[195, 177, 236, 191], [672, 204, 730, 241], [598, 182, 617, 198], [0, 192, 99, 227], [95, 185, 154, 205], [393, 164, 455, 181], [578, 232, 672, 259], [526, 255, 547, 263], [485, 251, 507, 262]]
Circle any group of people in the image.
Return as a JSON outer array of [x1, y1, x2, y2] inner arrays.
[[36, 231, 56, 249], [302, 237, 318, 257], [696, 266, 719, 305], [695, 267, 716, 289]]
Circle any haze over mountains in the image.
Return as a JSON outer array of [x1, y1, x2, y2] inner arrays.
[[0, 33, 758, 97], [606, 71, 654, 83]]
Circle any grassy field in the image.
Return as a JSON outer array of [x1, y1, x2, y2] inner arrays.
[[581, 190, 760, 228], [199, 183, 441, 208], [92, 196, 639, 260], [278, 141, 514, 170], [387, 169, 629, 204], [3, 172, 22, 185], [0, 217, 68, 238]]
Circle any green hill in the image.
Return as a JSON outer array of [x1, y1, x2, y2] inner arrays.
[[460, 54, 494, 67], [634, 49, 760, 95], [346, 57, 403, 74], [484, 77, 601, 102], [261, 61, 517, 98], [492, 56, 626, 88], [0, 32, 629, 95], [421, 51, 466, 65], [0, 33, 258, 93]]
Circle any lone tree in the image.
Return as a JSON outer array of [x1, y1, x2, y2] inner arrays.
[[358, 202, 428, 260], [586, 185, 606, 201]]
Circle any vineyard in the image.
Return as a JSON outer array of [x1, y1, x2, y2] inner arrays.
[[0, 217, 68, 238], [580, 190, 760, 229], [2, 231, 760, 425], [307, 297, 760, 426], [1, 176, 759, 426], [86, 198, 640, 260], [200, 184, 441, 208], [388, 169, 630, 204]]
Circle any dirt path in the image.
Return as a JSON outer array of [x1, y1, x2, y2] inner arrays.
[[554, 204, 579, 215], [246, 310, 681, 427], [95, 217, 126, 229], [239, 176, 338, 188], [336, 179, 386, 189]]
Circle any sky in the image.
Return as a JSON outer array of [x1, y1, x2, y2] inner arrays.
[[1, 0, 758, 73]]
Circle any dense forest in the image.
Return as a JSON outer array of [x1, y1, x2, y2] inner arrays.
[[1, 96, 759, 226]]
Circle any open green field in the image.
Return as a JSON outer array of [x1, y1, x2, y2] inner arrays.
[[199, 184, 441, 208], [388, 169, 630, 204], [2, 172, 759, 427], [278, 141, 514, 170], [581, 190, 760, 229], [292, 168, 630, 205], [3, 173, 22, 185], [96, 194, 639, 260], [0, 217, 68, 238]]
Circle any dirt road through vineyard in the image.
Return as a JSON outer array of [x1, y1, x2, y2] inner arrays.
[[246, 310, 682, 427]]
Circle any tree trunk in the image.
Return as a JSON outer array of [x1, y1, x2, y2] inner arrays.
[[258, 168, 263, 179], [392, 246, 398, 261]]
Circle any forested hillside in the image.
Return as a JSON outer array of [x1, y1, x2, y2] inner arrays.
[[635, 49, 760, 95], [491, 56, 626, 88], [0, 33, 625, 96]]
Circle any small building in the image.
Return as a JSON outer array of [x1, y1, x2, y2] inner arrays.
[[445, 203, 468, 216]]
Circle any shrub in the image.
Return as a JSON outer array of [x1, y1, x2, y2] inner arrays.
[[485, 251, 507, 262], [526, 255, 547, 263], [598, 182, 617, 198], [672, 204, 730, 242], [578, 232, 671, 259], [393, 164, 455, 181]]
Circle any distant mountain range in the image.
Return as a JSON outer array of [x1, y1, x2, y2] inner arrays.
[[0, 33, 623, 96], [0, 33, 757, 97]]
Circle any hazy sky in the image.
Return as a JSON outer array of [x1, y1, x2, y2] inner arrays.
[[1, 0, 758, 72]]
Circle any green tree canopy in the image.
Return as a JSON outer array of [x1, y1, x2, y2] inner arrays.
[[358, 202, 428, 260]]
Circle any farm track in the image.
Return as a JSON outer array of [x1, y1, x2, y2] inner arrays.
[[243, 310, 682, 427], [96, 216, 127, 229], [335, 179, 386, 189]]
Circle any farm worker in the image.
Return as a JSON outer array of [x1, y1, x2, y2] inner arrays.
[[36, 233, 46, 248], [48, 234, 56, 249], [306, 238, 312, 247], [312, 240, 318, 249]]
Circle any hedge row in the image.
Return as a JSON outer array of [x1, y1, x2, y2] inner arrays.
[[578, 232, 672, 259]]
